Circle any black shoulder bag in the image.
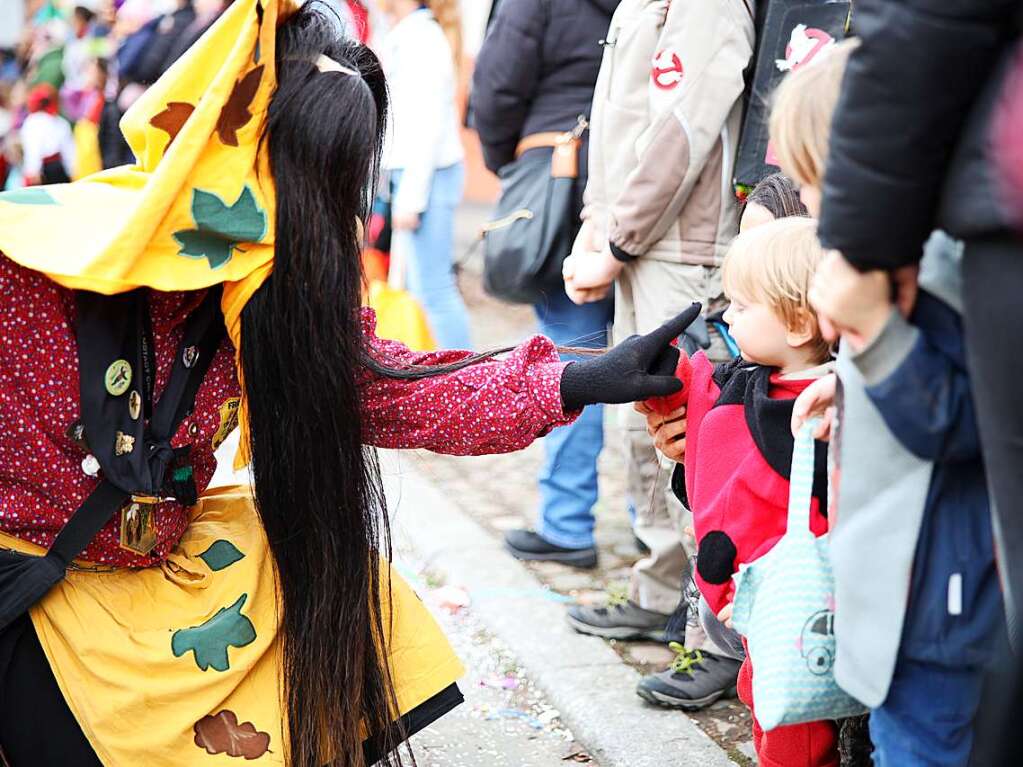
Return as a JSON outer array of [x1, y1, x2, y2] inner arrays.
[[481, 116, 588, 305], [0, 287, 225, 633]]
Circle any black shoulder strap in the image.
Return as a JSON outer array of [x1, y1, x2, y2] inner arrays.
[[0, 288, 225, 632], [52, 287, 225, 564]]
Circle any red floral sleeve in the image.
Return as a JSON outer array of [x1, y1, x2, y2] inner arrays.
[[358, 308, 577, 455]]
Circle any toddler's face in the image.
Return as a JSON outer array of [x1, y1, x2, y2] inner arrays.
[[722, 294, 794, 368]]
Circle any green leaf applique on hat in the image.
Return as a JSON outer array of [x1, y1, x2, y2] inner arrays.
[[172, 186, 267, 270]]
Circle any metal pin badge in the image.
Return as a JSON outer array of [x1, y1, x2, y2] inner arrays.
[[182, 346, 199, 369], [81, 454, 100, 477], [65, 419, 90, 452], [114, 431, 136, 456], [128, 390, 142, 420], [104, 359, 132, 396]]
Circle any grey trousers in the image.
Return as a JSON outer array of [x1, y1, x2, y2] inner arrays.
[[613, 257, 728, 652]]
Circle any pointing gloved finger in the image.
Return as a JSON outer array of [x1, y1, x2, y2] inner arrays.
[[634, 374, 684, 400], [649, 342, 680, 377], [645, 303, 702, 350]]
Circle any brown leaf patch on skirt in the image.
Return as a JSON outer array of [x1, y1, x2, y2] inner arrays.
[[194, 710, 271, 760]]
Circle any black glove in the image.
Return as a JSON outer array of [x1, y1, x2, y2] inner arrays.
[[560, 303, 702, 410]]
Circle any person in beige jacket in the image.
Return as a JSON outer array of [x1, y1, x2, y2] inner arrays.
[[564, 0, 754, 709]]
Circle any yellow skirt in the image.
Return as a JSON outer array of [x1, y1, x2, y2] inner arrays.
[[0, 485, 463, 766]]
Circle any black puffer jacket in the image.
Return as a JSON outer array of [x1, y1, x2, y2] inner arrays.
[[818, 0, 1022, 270], [472, 0, 618, 175], [132, 3, 197, 85]]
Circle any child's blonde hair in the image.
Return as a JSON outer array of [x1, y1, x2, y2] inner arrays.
[[723, 217, 830, 362], [769, 38, 859, 188]]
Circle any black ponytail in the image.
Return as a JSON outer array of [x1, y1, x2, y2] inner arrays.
[[241, 6, 404, 766], [242, 8, 604, 763]]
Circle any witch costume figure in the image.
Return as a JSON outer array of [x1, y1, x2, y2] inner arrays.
[[0, 2, 696, 765]]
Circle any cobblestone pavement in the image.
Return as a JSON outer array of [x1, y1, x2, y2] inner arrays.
[[398, 204, 754, 763]]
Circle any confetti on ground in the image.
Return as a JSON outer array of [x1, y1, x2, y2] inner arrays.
[[480, 673, 521, 691], [432, 584, 472, 614]]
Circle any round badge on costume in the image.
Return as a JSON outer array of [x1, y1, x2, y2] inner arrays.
[[129, 390, 142, 420], [182, 345, 200, 369], [82, 454, 101, 477], [105, 359, 133, 396], [651, 49, 684, 90]]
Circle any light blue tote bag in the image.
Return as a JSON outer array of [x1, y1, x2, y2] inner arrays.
[[731, 419, 867, 730]]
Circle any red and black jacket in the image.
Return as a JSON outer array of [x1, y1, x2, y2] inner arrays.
[[671, 353, 829, 614]]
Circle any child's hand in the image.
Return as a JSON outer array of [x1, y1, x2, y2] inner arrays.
[[809, 251, 892, 351], [717, 602, 734, 629], [636, 402, 687, 462], [791, 373, 836, 441]]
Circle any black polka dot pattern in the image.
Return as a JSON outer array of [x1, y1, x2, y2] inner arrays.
[[697, 530, 738, 585]]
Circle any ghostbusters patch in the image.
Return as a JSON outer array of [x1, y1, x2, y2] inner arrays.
[[211, 397, 241, 451], [775, 24, 835, 72], [651, 49, 684, 90]]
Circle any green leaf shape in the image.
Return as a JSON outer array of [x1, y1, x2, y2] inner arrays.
[[0, 188, 58, 205], [199, 539, 245, 572], [171, 594, 256, 672], [172, 186, 267, 270]]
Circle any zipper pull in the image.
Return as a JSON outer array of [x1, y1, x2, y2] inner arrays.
[[571, 115, 589, 139]]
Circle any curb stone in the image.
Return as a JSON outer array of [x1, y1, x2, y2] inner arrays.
[[381, 451, 738, 767]]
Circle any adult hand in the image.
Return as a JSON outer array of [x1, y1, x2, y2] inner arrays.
[[641, 402, 687, 462], [392, 211, 421, 231], [563, 254, 612, 304], [809, 251, 892, 351], [560, 303, 702, 409], [569, 245, 625, 290], [791, 374, 836, 441], [573, 216, 603, 254], [892, 264, 920, 318]]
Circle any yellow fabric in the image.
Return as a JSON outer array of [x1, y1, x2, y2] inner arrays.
[[0, 0, 281, 468], [366, 280, 437, 352], [71, 119, 102, 180], [0, 5, 465, 756], [0, 486, 463, 766]]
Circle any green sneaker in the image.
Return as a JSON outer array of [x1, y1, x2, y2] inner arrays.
[[636, 643, 741, 710], [566, 588, 670, 641]]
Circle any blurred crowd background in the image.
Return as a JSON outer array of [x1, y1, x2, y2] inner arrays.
[[0, 0, 496, 194]]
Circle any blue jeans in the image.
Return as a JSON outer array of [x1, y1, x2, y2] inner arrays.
[[391, 164, 473, 349], [533, 289, 612, 549], [870, 655, 986, 767]]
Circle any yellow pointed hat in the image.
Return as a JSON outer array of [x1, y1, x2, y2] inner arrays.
[[0, 0, 284, 342], [0, 0, 298, 467]]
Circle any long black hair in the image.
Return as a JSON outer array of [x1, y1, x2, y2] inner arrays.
[[242, 6, 406, 766], [242, 8, 599, 764]]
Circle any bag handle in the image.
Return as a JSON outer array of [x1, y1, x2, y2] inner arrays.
[[514, 116, 588, 178], [787, 418, 821, 535]]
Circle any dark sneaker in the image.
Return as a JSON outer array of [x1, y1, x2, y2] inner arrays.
[[565, 593, 670, 641], [503, 529, 598, 569], [636, 643, 741, 710]]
